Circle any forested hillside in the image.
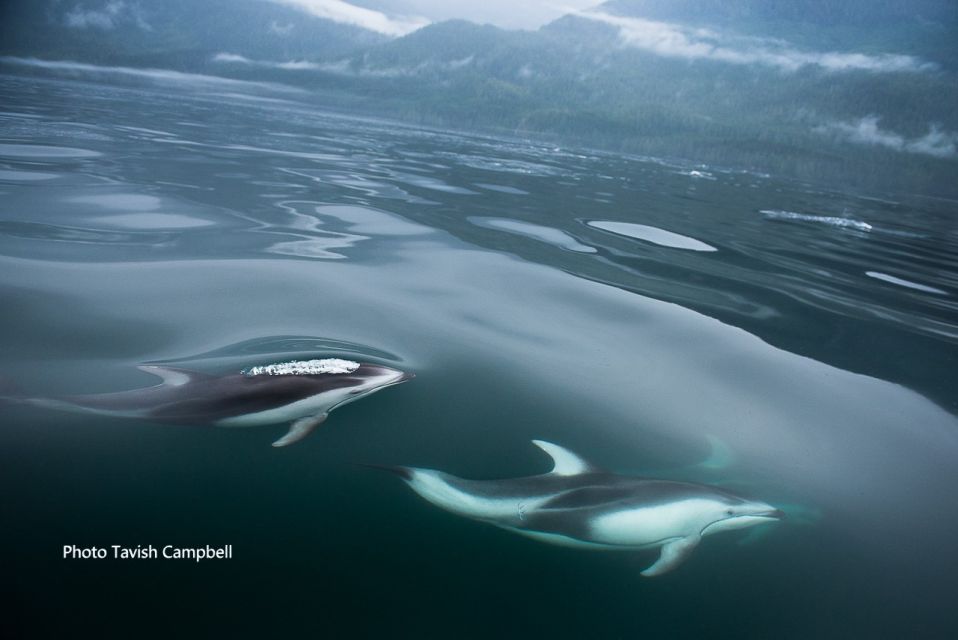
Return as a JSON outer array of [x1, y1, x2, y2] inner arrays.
[[2, 0, 956, 196]]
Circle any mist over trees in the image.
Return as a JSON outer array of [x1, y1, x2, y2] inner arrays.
[[2, 0, 956, 196]]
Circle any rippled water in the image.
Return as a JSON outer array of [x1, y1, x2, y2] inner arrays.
[[2, 72, 957, 638]]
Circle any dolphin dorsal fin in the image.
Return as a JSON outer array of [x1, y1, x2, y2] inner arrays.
[[138, 365, 206, 387], [532, 440, 594, 476]]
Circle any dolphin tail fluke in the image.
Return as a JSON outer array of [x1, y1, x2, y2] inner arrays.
[[354, 462, 414, 481], [271, 413, 327, 447], [640, 535, 701, 577]]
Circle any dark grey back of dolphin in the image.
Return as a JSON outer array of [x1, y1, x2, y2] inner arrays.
[[394, 468, 745, 509]]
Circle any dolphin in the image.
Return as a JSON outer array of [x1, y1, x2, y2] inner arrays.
[[372, 440, 783, 576], [13, 358, 411, 447]]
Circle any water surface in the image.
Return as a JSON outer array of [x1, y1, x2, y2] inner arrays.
[[1, 72, 957, 638]]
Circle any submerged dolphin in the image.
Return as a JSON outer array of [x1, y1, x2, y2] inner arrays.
[[16, 358, 411, 447], [374, 440, 783, 576]]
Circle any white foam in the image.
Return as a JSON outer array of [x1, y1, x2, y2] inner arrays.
[[761, 209, 873, 231], [244, 358, 360, 376], [680, 169, 716, 180]]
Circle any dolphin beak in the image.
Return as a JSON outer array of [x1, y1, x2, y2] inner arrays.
[[767, 508, 786, 520], [399, 371, 416, 382]]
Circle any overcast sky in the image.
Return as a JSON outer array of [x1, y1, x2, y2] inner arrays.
[[273, 0, 600, 34]]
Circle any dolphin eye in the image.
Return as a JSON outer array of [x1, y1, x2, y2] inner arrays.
[[725, 509, 734, 516]]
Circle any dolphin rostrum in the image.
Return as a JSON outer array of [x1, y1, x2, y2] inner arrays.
[[373, 440, 783, 576], [16, 358, 412, 447]]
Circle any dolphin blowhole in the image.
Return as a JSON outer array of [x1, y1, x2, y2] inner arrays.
[[243, 358, 361, 376]]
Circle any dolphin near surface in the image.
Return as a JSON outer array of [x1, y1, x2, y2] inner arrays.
[[374, 440, 783, 576], [13, 359, 411, 447]]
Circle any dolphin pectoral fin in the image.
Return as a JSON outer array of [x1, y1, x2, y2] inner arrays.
[[271, 413, 327, 448], [531, 440, 595, 476], [640, 536, 701, 577]]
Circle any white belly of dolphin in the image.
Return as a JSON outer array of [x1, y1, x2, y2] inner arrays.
[[589, 499, 716, 546], [215, 390, 349, 427]]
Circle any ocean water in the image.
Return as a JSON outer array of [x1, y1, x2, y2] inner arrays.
[[1, 71, 957, 638]]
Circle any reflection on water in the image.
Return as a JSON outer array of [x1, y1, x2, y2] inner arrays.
[[866, 270, 948, 295], [1, 71, 957, 638], [587, 220, 717, 251], [0, 141, 102, 158], [470, 217, 597, 253]]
